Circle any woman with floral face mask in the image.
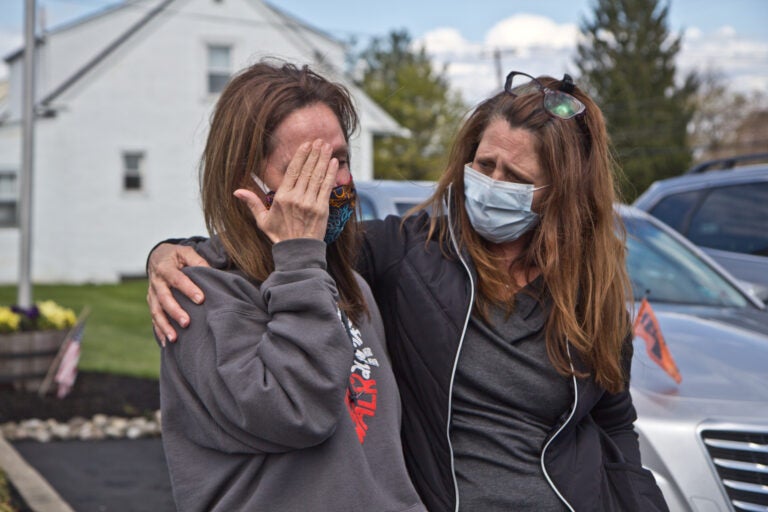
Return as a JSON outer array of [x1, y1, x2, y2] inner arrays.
[[154, 61, 426, 512], [148, 70, 668, 511]]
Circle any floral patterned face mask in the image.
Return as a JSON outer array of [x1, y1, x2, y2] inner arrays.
[[251, 174, 356, 244], [325, 184, 357, 244]]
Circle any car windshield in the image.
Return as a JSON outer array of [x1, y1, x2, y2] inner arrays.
[[624, 216, 748, 307]]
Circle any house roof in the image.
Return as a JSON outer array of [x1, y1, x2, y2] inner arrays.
[[3, 1, 128, 63], [259, 3, 406, 136], [4, 1, 175, 108], [39, 0, 175, 106], [262, 1, 340, 47]]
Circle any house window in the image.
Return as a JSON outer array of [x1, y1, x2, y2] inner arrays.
[[0, 172, 18, 227], [207, 44, 231, 94], [123, 152, 144, 191]]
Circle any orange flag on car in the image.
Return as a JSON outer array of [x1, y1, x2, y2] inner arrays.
[[633, 298, 682, 384]]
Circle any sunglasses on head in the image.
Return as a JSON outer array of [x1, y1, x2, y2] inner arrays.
[[504, 71, 586, 120]]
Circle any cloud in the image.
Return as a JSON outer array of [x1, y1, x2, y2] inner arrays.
[[678, 27, 768, 94], [484, 14, 579, 50], [416, 14, 768, 106], [417, 14, 581, 105], [417, 28, 479, 57]]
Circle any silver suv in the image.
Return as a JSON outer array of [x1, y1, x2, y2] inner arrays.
[[622, 205, 768, 512], [633, 154, 768, 297]]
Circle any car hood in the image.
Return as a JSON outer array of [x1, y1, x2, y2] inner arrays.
[[630, 304, 768, 402]]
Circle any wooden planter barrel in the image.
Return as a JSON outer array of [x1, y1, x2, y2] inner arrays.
[[0, 330, 68, 392]]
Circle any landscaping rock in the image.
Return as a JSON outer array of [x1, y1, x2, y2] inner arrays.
[[0, 371, 162, 442]]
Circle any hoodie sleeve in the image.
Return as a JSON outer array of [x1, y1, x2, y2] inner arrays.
[[162, 238, 353, 454], [588, 336, 670, 510], [356, 215, 419, 291], [590, 332, 641, 463]]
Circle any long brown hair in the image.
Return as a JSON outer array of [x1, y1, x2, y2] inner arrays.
[[424, 75, 632, 392], [200, 60, 367, 323]]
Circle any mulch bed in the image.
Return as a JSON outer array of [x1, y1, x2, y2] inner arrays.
[[0, 372, 160, 423]]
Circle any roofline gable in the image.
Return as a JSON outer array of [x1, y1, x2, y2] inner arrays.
[[4, 1, 129, 63], [262, 1, 345, 51], [39, 0, 175, 106]]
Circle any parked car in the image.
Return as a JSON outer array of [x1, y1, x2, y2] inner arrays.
[[355, 180, 435, 221], [622, 204, 768, 512], [358, 180, 768, 512], [633, 154, 768, 298]]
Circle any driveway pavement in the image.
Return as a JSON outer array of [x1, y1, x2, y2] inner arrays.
[[10, 438, 174, 512]]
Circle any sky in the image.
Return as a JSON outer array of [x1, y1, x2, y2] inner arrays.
[[1, 0, 767, 104]]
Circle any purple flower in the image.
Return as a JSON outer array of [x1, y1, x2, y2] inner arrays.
[[11, 305, 40, 331], [11, 305, 40, 320]]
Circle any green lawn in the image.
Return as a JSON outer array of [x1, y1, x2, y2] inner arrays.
[[0, 281, 160, 379], [0, 468, 20, 512]]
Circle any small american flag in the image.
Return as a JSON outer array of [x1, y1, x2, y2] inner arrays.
[[54, 314, 88, 399]]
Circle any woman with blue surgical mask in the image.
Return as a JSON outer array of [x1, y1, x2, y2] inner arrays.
[[462, 163, 549, 243], [148, 71, 668, 512]]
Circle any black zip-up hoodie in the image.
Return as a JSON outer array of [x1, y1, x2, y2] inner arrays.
[[356, 211, 669, 512]]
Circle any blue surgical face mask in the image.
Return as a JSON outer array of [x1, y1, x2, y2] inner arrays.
[[251, 174, 356, 244], [462, 164, 548, 243]]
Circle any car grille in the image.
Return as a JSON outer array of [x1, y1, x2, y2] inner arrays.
[[700, 429, 768, 512]]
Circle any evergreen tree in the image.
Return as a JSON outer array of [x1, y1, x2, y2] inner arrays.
[[575, 0, 698, 199], [357, 30, 466, 181]]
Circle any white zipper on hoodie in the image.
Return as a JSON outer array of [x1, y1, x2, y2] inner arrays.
[[444, 189, 474, 512], [443, 186, 577, 512], [540, 345, 578, 512]]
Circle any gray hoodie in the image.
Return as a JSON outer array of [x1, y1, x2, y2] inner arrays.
[[160, 238, 425, 512]]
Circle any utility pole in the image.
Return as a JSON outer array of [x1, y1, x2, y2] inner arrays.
[[492, 47, 517, 89], [493, 48, 502, 89], [18, 0, 37, 307]]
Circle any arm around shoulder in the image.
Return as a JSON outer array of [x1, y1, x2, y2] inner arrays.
[[146, 236, 217, 343], [357, 214, 426, 289]]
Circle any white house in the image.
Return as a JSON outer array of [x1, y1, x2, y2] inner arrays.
[[0, 0, 404, 284]]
